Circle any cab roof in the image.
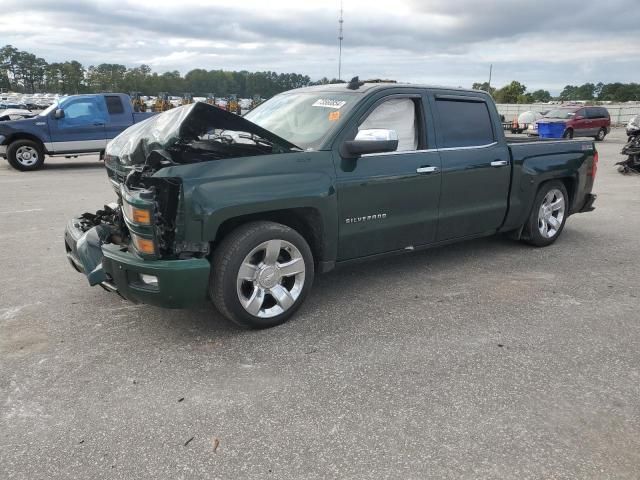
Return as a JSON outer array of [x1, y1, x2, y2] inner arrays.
[[288, 81, 487, 96]]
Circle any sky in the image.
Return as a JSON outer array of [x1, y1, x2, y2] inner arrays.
[[1, 0, 637, 94]]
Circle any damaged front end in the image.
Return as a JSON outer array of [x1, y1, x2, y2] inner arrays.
[[65, 102, 298, 307], [63, 174, 210, 308]]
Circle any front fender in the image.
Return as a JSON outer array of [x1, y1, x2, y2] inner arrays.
[[0, 118, 50, 147], [154, 151, 338, 262]]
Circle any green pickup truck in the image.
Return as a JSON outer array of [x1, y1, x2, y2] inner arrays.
[[65, 81, 597, 328]]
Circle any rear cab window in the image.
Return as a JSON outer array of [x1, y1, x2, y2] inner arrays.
[[105, 95, 125, 115], [434, 97, 495, 148]]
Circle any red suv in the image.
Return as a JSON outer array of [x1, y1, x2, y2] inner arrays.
[[542, 106, 611, 141]]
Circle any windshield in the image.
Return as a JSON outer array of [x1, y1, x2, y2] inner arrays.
[[544, 109, 577, 119], [243, 92, 360, 150]]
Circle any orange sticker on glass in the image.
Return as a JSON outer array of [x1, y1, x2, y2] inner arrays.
[[329, 110, 340, 121]]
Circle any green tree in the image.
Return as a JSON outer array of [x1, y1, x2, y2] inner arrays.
[[0, 45, 20, 90], [494, 81, 527, 103], [472, 82, 496, 95], [530, 89, 552, 103]]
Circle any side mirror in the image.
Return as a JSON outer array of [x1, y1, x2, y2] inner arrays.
[[344, 129, 399, 156], [54, 108, 65, 119]]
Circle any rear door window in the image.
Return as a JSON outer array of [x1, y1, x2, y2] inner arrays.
[[434, 98, 495, 148], [105, 96, 125, 115]]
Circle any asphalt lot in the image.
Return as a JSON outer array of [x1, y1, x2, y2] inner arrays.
[[1, 129, 639, 479]]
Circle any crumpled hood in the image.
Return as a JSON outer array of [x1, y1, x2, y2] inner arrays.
[[105, 102, 300, 167]]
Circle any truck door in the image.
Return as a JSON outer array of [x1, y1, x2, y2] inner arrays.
[[335, 94, 442, 260], [47, 96, 107, 153], [431, 94, 511, 241]]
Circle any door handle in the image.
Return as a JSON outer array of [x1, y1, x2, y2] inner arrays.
[[93, 122, 105, 126], [490, 160, 509, 167], [416, 166, 439, 174]]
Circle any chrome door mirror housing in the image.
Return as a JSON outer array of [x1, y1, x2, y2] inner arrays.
[[343, 128, 399, 156]]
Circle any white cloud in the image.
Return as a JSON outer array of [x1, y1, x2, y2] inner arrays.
[[0, 0, 636, 93]]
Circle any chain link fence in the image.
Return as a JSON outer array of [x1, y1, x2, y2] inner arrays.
[[496, 103, 640, 126]]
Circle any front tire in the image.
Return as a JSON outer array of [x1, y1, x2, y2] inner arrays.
[[563, 129, 574, 140], [210, 221, 314, 328], [7, 139, 45, 171], [523, 181, 568, 247]]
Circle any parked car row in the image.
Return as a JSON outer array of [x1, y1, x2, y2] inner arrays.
[[0, 92, 62, 111]]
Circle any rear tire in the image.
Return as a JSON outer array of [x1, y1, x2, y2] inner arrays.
[[7, 139, 45, 171], [595, 128, 606, 142], [522, 180, 568, 247], [210, 221, 314, 329]]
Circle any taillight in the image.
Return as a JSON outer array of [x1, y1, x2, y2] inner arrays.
[[588, 149, 598, 178]]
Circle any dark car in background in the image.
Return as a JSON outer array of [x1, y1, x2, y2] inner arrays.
[[532, 106, 611, 141]]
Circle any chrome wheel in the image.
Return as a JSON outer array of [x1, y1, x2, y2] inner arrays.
[[538, 188, 565, 239], [15, 145, 39, 167], [236, 239, 306, 318]]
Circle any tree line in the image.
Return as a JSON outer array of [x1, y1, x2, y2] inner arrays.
[[0, 45, 341, 98], [3, 45, 639, 102], [473, 80, 640, 104]]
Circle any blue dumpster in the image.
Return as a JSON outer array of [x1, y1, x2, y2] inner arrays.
[[538, 122, 567, 139]]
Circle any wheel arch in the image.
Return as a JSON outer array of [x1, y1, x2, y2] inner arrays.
[[504, 175, 576, 240], [531, 176, 575, 216], [5, 133, 47, 152], [211, 207, 328, 269]]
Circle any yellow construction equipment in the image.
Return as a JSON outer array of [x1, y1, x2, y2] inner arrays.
[[153, 92, 173, 112], [181, 93, 194, 106], [250, 94, 263, 110], [130, 92, 147, 112], [205, 93, 216, 106], [226, 94, 241, 115]]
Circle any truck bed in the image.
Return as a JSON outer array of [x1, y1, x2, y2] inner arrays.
[[506, 135, 580, 144]]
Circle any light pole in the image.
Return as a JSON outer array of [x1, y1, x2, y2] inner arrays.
[[338, 0, 344, 81]]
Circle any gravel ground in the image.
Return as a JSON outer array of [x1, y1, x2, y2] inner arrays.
[[1, 129, 639, 479]]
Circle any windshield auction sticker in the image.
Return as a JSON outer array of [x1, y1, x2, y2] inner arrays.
[[312, 99, 347, 109]]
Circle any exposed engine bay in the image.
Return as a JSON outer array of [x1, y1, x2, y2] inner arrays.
[[76, 102, 301, 263], [106, 101, 300, 170]]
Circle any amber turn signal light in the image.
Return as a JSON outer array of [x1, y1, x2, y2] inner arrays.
[[131, 207, 151, 224], [123, 202, 152, 225], [132, 234, 155, 255]]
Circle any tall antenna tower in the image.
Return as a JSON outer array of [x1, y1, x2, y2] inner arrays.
[[338, 0, 344, 80]]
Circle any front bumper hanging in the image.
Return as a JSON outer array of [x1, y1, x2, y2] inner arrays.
[[64, 218, 210, 309]]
